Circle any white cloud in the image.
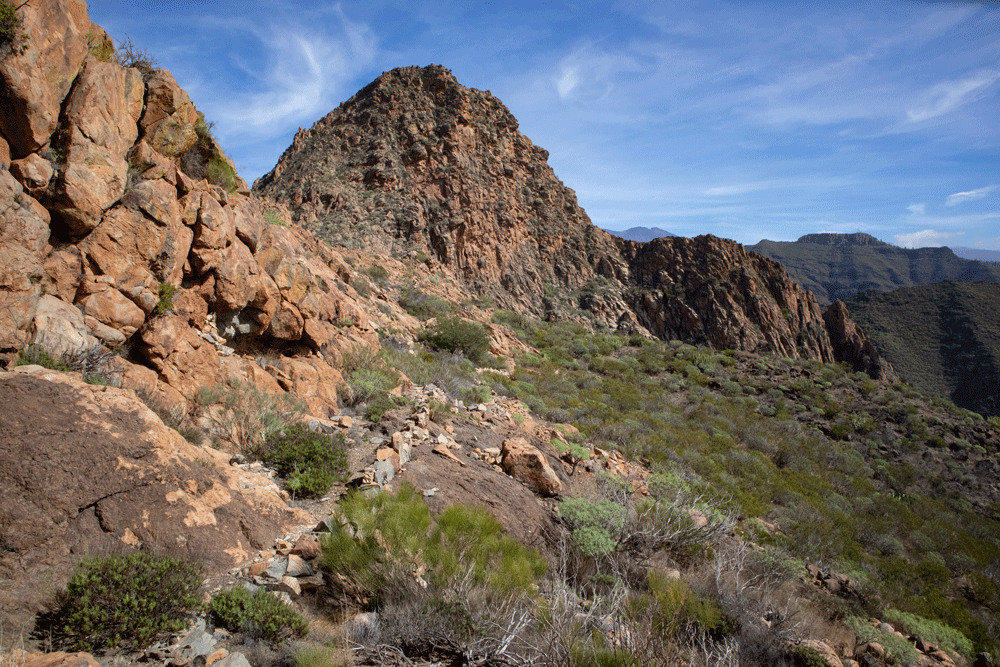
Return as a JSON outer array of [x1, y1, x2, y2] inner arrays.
[[907, 203, 927, 215], [704, 182, 772, 196], [945, 184, 999, 206], [906, 71, 1000, 123], [894, 229, 963, 248], [556, 66, 579, 99]]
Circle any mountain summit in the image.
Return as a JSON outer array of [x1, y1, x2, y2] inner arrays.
[[256, 65, 886, 377]]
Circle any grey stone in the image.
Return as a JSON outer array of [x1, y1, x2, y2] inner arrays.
[[213, 653, 251, 667], [374, 458, 395, 486], [265, 555, 288, 579]]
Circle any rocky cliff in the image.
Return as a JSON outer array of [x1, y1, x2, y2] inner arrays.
[[256, 65, 887, 378]]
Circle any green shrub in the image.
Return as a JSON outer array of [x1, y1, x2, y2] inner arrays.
[[882, 609, 973, 660], [0, 0, 27, 56], [846, 616, 920, 666], [58, 552, 203, 651], [155, 282, 177, 315], [86, 30, 114, 61], [320, 484, 545, 600], [418, 316, 491, 364], [260, 423, 348, 497], [363, 265, 390, 283], [263, 209, 285, 226], [16, 344, 72, 371], [399, 286, 451, 320], [205, 154, 238, 192], [209, 586, 308, 643]]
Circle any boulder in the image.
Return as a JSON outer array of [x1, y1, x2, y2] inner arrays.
[[9, 152, 54, 198], [52, 60, 144, 233], [501, 436, 562, 496], [12, 651, 101, 667], [30, 294, 89, 356], [79, 287, 146, 337], [140, 69, 200, 158], [0, 368, 311, 631], [798, 640, 844, 667]]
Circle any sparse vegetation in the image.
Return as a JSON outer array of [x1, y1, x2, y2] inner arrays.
[[418, 316, 492, 365], [206, 377, 305, 457], [0, 0, 28, 57], [155, 282, 177, 315], [260, 423, 348, 497]]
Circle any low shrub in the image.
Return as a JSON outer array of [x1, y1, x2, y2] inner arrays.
[[399, 286, 451, 320], [208, 378, 305, 456], [0, 0, 27, 57], [260, 423, 348, 497], [209, 586, 308, 643], [16, 344, 72, 371], [881, 609, 972, 660], [57, 552, 203, 651], [846, 616, 919, 666], [155, 282, 177, 315], [418, 316, 491, 365]]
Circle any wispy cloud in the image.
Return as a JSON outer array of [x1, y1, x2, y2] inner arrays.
[[945, 184, 999, 206], [908, 203, 927, 215], [906, 71, 1000, 122], [895, 229, 963, 248]]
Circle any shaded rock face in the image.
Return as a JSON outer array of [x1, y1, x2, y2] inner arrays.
[[0, 368, 313, 630], [256, 65, 886, 376]]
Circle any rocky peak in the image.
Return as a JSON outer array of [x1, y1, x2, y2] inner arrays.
[[257, 66, 887, 376]]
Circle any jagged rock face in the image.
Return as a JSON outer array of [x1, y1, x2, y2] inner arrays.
[[256, 65, 887, 375], [618, 235, 836, 363], [255, 65, 628, 318]]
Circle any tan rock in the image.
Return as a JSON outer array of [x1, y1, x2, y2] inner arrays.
[[31, 295, 89, 356], [140, 69, 200, 158], [214, 240, 260, 311], [501, 437, 562, 496], [433, 443, 466, 466], [191, 193, 235, 272], [80, 288, 146, 337], [0, 172, 50, 348], [85, 314, 127, 346], [9, 152, 54, 198], [13, 650, 101, 667], [205, 650, 228, 666], [272, 356, 342, 417], [798, 640, 844, 667], [268, 302, 305, 340], [79, 206, 161, 296], [53, 61, 144, 233], [139, 313, 221, 398], [0, 0, 91, 155]]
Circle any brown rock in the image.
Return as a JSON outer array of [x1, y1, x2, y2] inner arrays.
[[0, 171, 50, 348], [9, 152, 54, 198], [291, 534, 320, 559], [824, 300, 891, 381], [14, 651, 101, 667], [432, 443, 467, 466], [139, 313, 221, 398], [0, 368, 311, 631], [501, 437, 562, 496], [213, 240, 260, 311], [41, 247, 83, 304], [53, 60, 144, 233], [0, 0, 91, 156], [140, 69, 200, 158], [80, 288, 146, 337], [205, 650, 228, 666], [79, 206, 166, 302]]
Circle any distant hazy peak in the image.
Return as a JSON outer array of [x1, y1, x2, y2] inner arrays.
[[795, 233, 890, 247], [606, 227, 676, 243]]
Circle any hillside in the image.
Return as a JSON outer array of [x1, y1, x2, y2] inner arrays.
[[750, 233, 1000, 304], [3, 6, 1000, 667], [951, 247, 1000, 263], [254, 65, 886, 378], [846, 281, 1000, 418]]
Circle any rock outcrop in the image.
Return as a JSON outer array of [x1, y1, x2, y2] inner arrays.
[[0, 367, 313, 630], [0, 0, 382, 417], [255, 65, 886, 377]]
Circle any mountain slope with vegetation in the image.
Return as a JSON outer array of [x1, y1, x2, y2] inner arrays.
[[846, 281, 1000, 418], [3, 7, 1000, 667], [750, 233, 1000, 304]]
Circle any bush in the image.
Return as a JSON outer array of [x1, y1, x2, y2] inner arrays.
[[398, 286, 451, 320], [155, 282, 177, 315], [846, 616, 919, 666], [418, 316, 491, 365], [260, 423, 348, 497], [16, 344, 72, 372], [882, 609, 972, 660], [205, 153, 238, 192], [0, 0, 27, 57], [208, 378, 305, 457], [57, 552, 203, 651], [113, 34, 157, 79], [209, 586, 308, 643]]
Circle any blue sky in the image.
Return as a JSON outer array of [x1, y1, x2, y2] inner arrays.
[[87, 0, 1000, 249]]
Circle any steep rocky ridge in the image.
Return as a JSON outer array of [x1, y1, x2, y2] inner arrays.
[[255, 65, 888, 378], [750, 233, 1000, 304]]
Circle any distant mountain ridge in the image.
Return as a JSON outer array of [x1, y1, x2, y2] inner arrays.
[[604, 227, 676, 243], [846, 281, 1000, 418], [951, 247, 1000, 263], [749, 233, 1000, 303]]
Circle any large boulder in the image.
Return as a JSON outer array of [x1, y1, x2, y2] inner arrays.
[[501, 436, 563, 497], [0, 367, 312, 631], [51, 59, 144, 234]]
